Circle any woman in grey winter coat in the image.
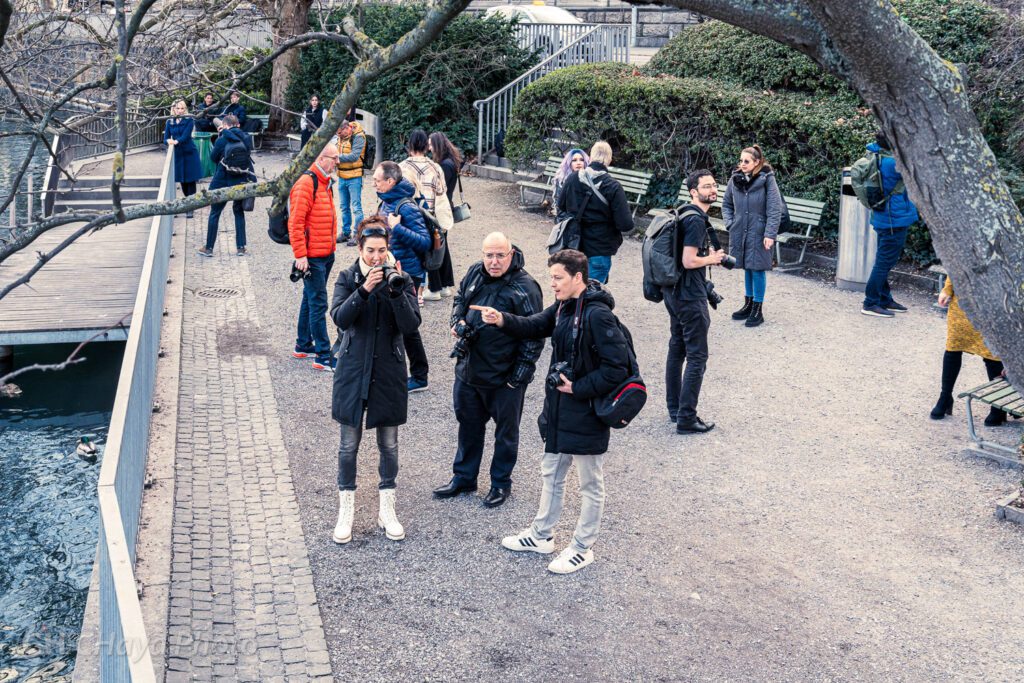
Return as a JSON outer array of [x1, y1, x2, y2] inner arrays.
[[721, 144, 783, 327]]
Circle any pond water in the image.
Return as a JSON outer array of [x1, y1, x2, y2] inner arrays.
[[0, 119, 50, 229], [0, 342, 123, 681]]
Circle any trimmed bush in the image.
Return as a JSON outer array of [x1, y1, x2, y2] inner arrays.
[[506, 64, 877, 243], [286, 5, 537, 160]]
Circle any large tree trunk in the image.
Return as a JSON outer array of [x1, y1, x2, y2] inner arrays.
[[268, 0, 313, 133], [636, 0, 1024, 390]]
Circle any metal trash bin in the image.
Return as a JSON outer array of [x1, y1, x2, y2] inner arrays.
[[836, 167, 877, 291], [193, 132, 216, 179]]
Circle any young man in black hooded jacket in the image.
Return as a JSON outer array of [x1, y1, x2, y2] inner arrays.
[[471, 249, 630, 575]]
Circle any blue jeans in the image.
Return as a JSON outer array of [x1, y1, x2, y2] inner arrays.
[[743, 270, 767, 302], [206, 200, 246, 250], [295, 254, 335, 359], [588, 255, 612, 284], [863, 227, 908, 308], [337, 176, 363, 238]]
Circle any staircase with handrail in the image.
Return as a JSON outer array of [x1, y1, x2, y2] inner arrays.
[[475, 23, 631, 165]]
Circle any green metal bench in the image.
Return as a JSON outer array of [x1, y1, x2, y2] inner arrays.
[[958, 378, 1024, 467], [650, 181, 825, 270], [248, 114, 270, 150], [517, 154, 654, 218]]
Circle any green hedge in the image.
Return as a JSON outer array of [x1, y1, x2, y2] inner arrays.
[[286, 5, 537, 160], [506, 64, 878, 245]]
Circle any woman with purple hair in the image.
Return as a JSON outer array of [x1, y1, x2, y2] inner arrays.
[[550, 148, 588, 217]]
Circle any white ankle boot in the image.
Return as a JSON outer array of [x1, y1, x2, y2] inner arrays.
[[333, 490, 354, 544], [377, 489, 405, 541]]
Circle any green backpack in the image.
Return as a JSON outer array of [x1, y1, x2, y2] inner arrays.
[[850, 151, 904, 210]]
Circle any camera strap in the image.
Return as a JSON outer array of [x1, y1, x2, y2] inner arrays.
[[561, 297, 585, 372]]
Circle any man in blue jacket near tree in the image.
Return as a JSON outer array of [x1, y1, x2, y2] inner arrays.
[[861, 131, 919, 318]]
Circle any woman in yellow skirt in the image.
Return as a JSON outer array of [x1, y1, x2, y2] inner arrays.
[[931, 278, 1006, 425]]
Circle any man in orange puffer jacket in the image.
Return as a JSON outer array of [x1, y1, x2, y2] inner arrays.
[[289, 142, 340, 371]]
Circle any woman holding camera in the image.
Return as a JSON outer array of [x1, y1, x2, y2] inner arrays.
[[721, 144, 783, 327], [329, 217, 422, 545]]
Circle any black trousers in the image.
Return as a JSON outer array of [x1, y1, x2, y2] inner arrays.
[[427, 241, 455, 292], [452, 378, 526, 488], [663, 293, 710, 424], [403, 330, 429, 382]]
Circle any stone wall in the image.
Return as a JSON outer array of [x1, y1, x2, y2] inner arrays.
[[563, 7, 702, 47]]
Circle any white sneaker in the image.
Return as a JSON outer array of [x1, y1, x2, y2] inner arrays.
[[501, 528, 555, 554], [332, 490, 354, 544], [547, 546, 594, 574], [422, 290, 442, 301], [377, 489, 405, 540], [440, 287, 454, 298]]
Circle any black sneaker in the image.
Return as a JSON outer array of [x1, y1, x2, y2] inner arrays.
[[884, 301, 908, 313], [861, 305, 895, 318]]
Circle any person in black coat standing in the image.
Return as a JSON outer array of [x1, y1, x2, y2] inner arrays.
[[197, 115, 253, 257], [299, 94, 324, 149], [556, 141, 634, 284], [432, 233, 543, 508], [329, 217, 422, 546], [471, 249, 631, 575]]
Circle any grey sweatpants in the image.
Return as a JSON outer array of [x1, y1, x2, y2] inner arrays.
[[530, 451, 606, 553]]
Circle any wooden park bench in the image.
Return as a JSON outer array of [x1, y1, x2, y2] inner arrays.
[[517, 154, 654, 217], [650, 180, 825, 270], [958, 377, 1024, 467]]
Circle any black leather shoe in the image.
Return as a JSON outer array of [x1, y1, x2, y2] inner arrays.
[[984, 407, 1008, 426], [677, 417, 715, 434], [432, 478, 477, 499], [482, 487, 510, 508]]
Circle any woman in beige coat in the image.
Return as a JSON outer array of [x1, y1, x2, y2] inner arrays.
[[930, 277, 1006, 425]]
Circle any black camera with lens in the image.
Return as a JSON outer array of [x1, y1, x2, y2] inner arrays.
[[705, 280, 724, 310], [449, 321, 479, 360], [289, 263, 312, 282], [374, 265, 406, 289], [546, 361, 575, 390], [719, 254, 737, 270]]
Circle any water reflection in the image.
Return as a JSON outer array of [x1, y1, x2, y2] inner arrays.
[[0, 342, 122, 680], [0, 121, 49, 228]]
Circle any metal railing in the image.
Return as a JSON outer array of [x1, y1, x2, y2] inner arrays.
[[474, 24, 630, 162], [513, 22, 598, 58], [96, 145, 174, 682]]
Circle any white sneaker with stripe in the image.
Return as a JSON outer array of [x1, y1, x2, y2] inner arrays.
[[547, 546, 594, 574], [501, 528, 555, 554]]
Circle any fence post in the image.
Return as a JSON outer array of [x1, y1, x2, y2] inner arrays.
[[27, 175, 33, 222], [631, 7, 638, 48]]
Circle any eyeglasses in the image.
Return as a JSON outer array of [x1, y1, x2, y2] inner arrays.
[[482, 252, 510, 260], [323, 155, 339, 161], [697, 184, 717, 190]]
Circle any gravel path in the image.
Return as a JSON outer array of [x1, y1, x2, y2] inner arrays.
[[234, 152, 1024, 681]]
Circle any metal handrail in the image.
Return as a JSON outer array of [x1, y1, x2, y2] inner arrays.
[[96, 145, 174, 682], [474, 24, 630, 162], [513, 22, 597, 57]]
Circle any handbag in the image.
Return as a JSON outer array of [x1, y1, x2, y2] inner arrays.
[[242, 195, 255, 212], [547, 191, 592, 255], [452, 174, 472, 223]]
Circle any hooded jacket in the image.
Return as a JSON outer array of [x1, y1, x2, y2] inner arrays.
[[377, 178, 432, 280], [330, 257, 421, 428], [499, 282, 631, 455], [722, 167, 783, 271], [451, 246, 544, 388], [556, 162, 635, 257], [865, 142, 919, 230], [288, 162, 337, 259], [208, 126, 253, 190]]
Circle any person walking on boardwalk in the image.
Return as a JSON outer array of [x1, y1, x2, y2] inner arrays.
[[930, 277, 1007, 425], [330, 216, 422, 544], [432, 232, 543, 509], [471, 249, 632, 575], [289, 143, 340, 371], [721, 144, 783, 327], [335, 118, 367, 246], [197, 115, 253, 258], [163, 99, 202, 219]]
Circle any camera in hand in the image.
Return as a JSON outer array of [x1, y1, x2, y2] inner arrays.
[[704, 280, 724, 310], [289, 263, 312, 282], [449, 320, 478, 360], [374, 265, 406, 289], [719, 254, 737, 270], [546, 361, 574, 390]]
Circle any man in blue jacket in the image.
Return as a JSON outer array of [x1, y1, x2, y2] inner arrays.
[[373, 161, 432, 392], [861, 131, 919, 318]]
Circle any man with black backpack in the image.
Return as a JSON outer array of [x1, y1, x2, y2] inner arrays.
[[471, 249, 634, 575], [198, 114, 253, 257], [663, 169, 726, 435]]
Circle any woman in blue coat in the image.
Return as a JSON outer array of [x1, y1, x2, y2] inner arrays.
[[163, 99, 202, 219]]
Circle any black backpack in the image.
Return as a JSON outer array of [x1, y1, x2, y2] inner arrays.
[[268, 171, 319, 245], [579, 310, 647, 429], [641, 204, 704, 303], [221, 134, 252, 174]]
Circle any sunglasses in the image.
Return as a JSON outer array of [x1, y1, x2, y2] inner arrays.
[[360, 227, 388, 238]]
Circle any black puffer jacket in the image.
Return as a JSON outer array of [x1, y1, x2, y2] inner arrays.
[[556, 162, 635, 258], [330, 260, 422, 428], [500, 282, 630, 455], [451, 246, 544, 388]]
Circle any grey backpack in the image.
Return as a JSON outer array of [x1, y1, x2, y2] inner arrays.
[[642, 204, 703, 302]]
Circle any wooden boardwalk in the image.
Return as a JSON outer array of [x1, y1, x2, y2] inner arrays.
[[0, 150, 168, 345]]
